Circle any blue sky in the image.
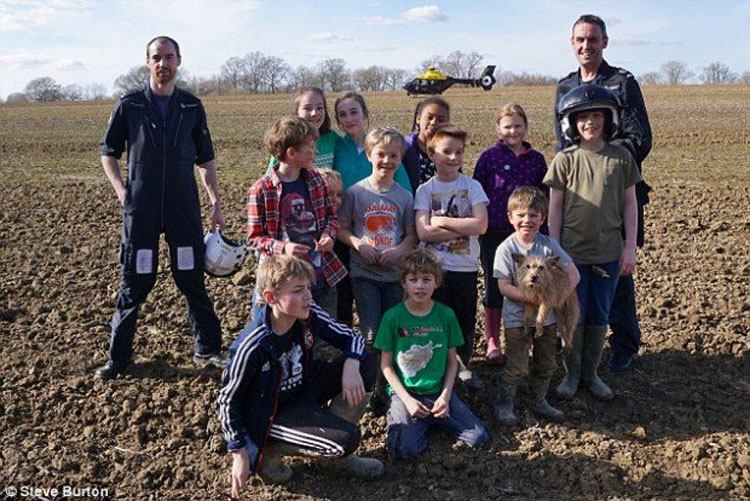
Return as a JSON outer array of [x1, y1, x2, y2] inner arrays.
[[2, 0, 749, 98]]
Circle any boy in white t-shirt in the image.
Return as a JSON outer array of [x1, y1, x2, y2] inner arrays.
[[414, 124, 489, 390]]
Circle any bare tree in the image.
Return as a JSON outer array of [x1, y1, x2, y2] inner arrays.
[[442, 51, 466, 77], [700, 61, 738, 84], [24, 77, 63, 101], [463, 51, 484, 78], [84, 83, 109, 100], [62, 84, 84, 101], [6, 92, 28, 103], [265, 56, 290, 93], [318, 58, 350, 92], [418, 55, 443, 73], [660, 60, 693, 85], [353, 65, 387, 91], [220, 56, 245, 92], [241, 52, 270, 93], [384, 68, 407, 90], [113, 66, 150, 96], [739, 71, 750, 84], [638, 72, 663, 85], [288, 65, 320, 90]]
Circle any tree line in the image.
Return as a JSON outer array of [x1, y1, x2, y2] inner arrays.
[[4, 52, 748, 104]]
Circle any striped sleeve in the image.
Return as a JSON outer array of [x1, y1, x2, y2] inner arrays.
[[308, 302, 366, 360]]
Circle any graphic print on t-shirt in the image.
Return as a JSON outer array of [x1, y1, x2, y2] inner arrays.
[[280, 191, 321, 269], [426, 189, 471, 254], [279, 343, 304, 393], [398, 341, 443, 378], [363, 200, 398, 250]]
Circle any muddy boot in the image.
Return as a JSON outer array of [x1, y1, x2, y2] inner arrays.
[[326, 392, 384, 479], [484, 307, 504, 364], [530, 378, 565, 422], [493, 381, 518, 426], [258, 443, 294, 484], [458, 356, 485, 391], [556, 325, 583, 400], [581, 325, 614, 401]]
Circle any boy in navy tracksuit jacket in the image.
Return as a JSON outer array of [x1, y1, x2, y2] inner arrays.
[[218, 255, 382, 496]]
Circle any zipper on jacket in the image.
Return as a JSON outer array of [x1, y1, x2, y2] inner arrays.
[[173, 113, 184, 148], [161, 118, 167, 231]]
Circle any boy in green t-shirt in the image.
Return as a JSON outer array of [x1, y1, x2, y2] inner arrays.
[[374, 249, 489, 458]]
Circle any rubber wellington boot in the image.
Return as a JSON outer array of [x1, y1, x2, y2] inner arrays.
[[530, 378, 565, 422], [326, 392, 384, 479], [556, 325, 584, 400], [259, 443, 294, 484], [484, 307, 504, 364], [493, 382, 518, 426], [581, 325, 614, 401]]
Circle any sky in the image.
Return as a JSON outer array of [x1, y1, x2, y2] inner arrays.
[[2, 0, 749, 99]]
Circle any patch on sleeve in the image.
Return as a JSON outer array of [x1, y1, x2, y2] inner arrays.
[[135, 249, 153, 274], [177, 246, 195, 271]]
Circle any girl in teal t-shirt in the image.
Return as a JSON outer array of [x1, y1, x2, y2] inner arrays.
[[266, 87, 339, 173], [332, 92, 411, 192]]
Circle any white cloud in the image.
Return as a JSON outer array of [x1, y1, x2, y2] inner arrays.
[[54, 59, 86, 71], [402, 5, 447, 23], [307, 32, 351, 41], [364, 16, 403, 26], [0, 0, 92, 32]]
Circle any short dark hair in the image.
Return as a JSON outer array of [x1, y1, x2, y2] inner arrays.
[[264, 116, 319, 162], [411, 96, 450, 133], [399, 248, 443, 287], [146, 36, 181, 58], [572, 14, 607, 38]]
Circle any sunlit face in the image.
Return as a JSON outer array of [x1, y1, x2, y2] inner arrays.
[[417, 103, 449, 140], [291, 138, 317, 170], [571, 22, 608, 71], [297, 91, 326, 130], [495, 114, 527, 150], [428, 136, 464, 181], [146, 39, 181, 86], [267, 276, 313, 320], [508, 207, 544, 239], [402, 272, 437, 306], [575, 110, 606, 142], [326, 177, 343, 213], [336, 99, 368, 138], [368, 142, 403, 179]]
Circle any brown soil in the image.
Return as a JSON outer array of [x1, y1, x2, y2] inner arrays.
[[1, 180, 748, 500]]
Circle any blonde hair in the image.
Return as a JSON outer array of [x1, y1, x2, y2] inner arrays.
[[507, 186, 548, 217], [257, 255, 316, 295], [426, 123, 467, 154], [264, 116, 319, 162], [495, 102, 528, 127], [364, 126, 406, 157], [399, 248, 443, 287]]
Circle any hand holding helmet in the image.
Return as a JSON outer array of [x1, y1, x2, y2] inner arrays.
[[204, 229, 248, 277]]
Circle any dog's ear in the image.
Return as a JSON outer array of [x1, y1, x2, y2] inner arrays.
[[548, 255, 560, 267], [512, 253, 526, 266]]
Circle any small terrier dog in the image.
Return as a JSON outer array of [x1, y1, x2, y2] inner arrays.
[[513, 254, 580, 351]]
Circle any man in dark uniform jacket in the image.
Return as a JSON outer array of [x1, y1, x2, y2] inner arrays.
[[554, 15, 653, 374], [96, 36, 228, 379]]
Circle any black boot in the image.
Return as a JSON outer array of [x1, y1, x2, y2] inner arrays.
[[94, 359, 132, 380]]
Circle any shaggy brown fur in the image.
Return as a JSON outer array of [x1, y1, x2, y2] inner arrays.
[[513, 253, 580, 351]]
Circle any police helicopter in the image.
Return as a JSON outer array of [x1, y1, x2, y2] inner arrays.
[[403, 65, 496, 95]]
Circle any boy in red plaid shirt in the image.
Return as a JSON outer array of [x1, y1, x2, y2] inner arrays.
[[247, 117, 346, 321]]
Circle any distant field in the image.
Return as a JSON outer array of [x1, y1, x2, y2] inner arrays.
[[1, 85, 748, 187]]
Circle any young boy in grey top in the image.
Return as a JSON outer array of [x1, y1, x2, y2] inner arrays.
[[493, 187, 579, 425]]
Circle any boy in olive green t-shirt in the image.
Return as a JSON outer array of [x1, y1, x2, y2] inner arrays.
[[374, 249, 488, 459]]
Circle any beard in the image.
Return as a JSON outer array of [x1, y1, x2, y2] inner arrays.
[[154, 68, 175, 84]]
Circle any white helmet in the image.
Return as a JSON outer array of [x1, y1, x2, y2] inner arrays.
[[203, 229, 248, 277]]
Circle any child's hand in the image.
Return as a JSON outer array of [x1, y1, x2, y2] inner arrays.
[[524, 294, 540, 306], [404, 396, 431, 418], [316, 234, 334, 253], [284, 241, 311, 258], [430, 215, 449, 228], [231, 447, 250, 498], [357, 243, 380, 265], [431, 394, 451, 418], [619, 247, 637, 276], [378, 247, 402, 269], [341, 358, 365, 407]]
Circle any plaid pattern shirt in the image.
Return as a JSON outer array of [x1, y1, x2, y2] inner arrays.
[[246, 167, 347, 287]]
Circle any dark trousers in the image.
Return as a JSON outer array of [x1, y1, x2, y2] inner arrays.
[[269, 354, 378, 457], [109, 231, 221, 363], [479, 229, 512, 308], [433, 271, 478, 365], [335, 240, 354, 325], [608, 273, 641, 357]]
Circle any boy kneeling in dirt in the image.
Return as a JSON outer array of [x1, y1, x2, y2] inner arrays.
[[375, 249, 489, 458], [218, 255, 382, 497]]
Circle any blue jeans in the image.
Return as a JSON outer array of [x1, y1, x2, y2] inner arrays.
[[575, 261, 620, 327], [351, 277, 403, 344], [609, 274, 641, 357], [386, 391, 489, 458]]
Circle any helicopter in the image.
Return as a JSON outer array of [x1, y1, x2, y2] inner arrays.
[[403, 65, 496, 95]]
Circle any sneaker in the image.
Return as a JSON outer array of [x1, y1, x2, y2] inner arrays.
[[94, 359, 132, 380], [458, 367, 485, 391], [323, 454, 384, 480], [608, 351, 635, 375], [193, 352, 229, 369]]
